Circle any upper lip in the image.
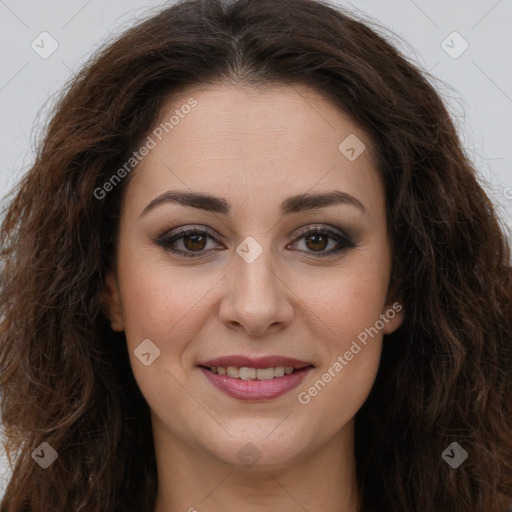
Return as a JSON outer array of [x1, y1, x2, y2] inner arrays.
[[198, 355, 314, 369]]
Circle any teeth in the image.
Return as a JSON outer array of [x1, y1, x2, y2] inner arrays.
[[227, 366, 239, 378], [274, 367, 285, 377], [239, 367, 256, 380], [209, 366, 298, 380], [256, 368, 275, 380]]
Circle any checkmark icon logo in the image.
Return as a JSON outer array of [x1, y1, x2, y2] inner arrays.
[[34, 449, 45, 458], [441, 442, 468, 468], [338, 134, 365, 161], [134, 339, 161, 366], [30, 31, 59, 59], [236, 236, 263, 263], [31, 442, 58, 468], [441, 31, 469, 59]]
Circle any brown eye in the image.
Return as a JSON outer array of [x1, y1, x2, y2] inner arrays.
[[290, 226, 356, 257], [156, 227, 222, 258], [304, 233, 329, 252], [183, 233, 207, 252], [156, 224, 355, 259]]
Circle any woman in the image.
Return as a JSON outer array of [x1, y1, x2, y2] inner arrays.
[[1, 0, 511, 510]]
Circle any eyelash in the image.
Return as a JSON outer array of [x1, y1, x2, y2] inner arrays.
[[155, 224, 356, 259]]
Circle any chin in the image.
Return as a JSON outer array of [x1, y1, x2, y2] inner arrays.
[[198, 423, 311, 469]]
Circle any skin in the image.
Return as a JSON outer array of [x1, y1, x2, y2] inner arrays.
[[103, 82, 404, 512]]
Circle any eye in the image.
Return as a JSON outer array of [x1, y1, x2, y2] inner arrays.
[[287, 224, 356, 257], [155, 226, 222, 258], [155, 224, 355, 259]]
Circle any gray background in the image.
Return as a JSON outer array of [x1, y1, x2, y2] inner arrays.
[[1, 0, 511, 496]]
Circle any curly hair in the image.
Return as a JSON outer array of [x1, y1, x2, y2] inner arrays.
[[1, 0, 511, 510]]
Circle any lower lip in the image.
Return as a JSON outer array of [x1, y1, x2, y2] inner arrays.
[[199, 366, 313, 401]]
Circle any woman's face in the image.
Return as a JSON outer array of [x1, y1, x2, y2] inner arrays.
[[104, 82, 403, 469]]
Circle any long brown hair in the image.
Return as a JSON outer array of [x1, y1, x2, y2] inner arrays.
[[1, 0, 511, 510]]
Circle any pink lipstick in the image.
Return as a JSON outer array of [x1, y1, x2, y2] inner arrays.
[[197, 355, 314, 401]]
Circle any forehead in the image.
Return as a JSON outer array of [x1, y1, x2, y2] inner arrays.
[[153, 81, 367, 156], [125, 82, 385, 220]]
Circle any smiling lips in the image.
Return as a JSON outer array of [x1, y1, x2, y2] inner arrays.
[[198, 355, 314, 400]]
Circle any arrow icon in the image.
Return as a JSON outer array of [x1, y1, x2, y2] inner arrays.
[[236, 237, 263, 263], [134, 339, 161, 366], [31, 32, 59, 59], [236, 442, 262, 467], [31, 442, 58, 468], [339, 134, 365, 161], [440, 32, 468, 59], [441, 441, 468, 468]]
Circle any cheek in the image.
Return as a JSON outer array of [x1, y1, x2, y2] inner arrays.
[[116, 259, 214, 420], [294, 284, 385, 441], [300, 266, 386, 380], [291, 248, 389, 420], [118, 261, 216, 350], [113, 239, 188, 360], [301, 246, 391, 346]]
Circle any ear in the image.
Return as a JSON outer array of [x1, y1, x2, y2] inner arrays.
[[382, 282, 404, 335], [101, 271, 125, 332]]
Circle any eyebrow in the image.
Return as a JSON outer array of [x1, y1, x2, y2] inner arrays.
[[140, 189, 367, 217]]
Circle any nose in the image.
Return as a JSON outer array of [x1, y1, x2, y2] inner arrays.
[[218, 240, 294, 336]]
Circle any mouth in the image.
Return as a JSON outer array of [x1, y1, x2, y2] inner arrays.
[[197, 355, 314, 401], [199, 365, 310, 380]]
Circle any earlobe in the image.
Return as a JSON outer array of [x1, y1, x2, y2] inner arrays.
[[382, 282, 405, 334], [101, 271, 125, 332], [382, 300, 404, 334]]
